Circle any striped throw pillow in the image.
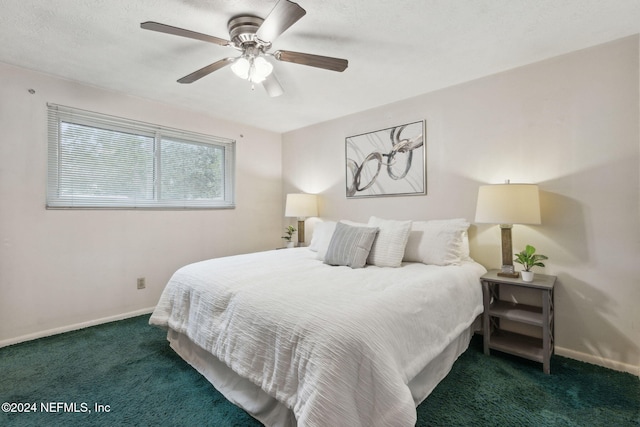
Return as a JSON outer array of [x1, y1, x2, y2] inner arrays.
[[323, 222, 379, 269]]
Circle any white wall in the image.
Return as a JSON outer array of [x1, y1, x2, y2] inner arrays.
[[283, 36, 640, 375], [0, 62, 283, 345]]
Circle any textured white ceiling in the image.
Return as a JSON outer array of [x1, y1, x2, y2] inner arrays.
[[1, 0, 639, 133]]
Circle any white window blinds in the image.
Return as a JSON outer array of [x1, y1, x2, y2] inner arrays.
[[47, 104, 235, 209]]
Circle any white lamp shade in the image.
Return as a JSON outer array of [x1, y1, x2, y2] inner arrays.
[[285, 193, 318, 218], [475, 184, 541, 225]]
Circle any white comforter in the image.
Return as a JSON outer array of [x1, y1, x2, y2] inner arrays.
[[150, 248, 485, 427]]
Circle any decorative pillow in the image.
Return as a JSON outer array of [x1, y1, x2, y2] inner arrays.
[[403, 218, 470, 266], [323, 222, 379, 269], [309, 221, 337, 253], [366, 216, 412, 267]]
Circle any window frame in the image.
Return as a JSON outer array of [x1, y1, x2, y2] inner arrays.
[[47, 104, 236, 209]]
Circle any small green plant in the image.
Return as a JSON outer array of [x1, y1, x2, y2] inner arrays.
[[514, 245, 548, 272], [281, 225, 296, 242]]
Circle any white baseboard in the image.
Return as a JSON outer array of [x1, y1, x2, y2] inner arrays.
[[0, 307, 156, 349], [555, 345, 640, 377]]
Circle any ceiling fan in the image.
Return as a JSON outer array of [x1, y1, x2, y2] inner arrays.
[[141, 0, 348, 97]]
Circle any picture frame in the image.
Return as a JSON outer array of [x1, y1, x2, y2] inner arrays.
[[345, 120, 426, 198]]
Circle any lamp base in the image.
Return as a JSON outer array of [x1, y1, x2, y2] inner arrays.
[[498, 226, 519, 278], [498, 265, 519, 278], [497, 271, 520, 278], [297, 219, 305, 246]]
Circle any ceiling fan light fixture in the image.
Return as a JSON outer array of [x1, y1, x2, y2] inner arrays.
[[231, 57, 250, 79], [231, 56, 273, 83], [252, 56, 273, 83]]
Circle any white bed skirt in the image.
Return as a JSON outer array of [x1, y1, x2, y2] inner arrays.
[[166, 324, 475, 426]]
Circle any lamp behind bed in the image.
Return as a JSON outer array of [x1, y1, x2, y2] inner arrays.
[[285, 193, 318, 246]]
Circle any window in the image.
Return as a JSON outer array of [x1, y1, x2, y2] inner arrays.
[[47, 104, 235, 209]]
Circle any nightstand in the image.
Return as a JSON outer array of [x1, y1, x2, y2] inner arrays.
[[481, 269, 556, 374]]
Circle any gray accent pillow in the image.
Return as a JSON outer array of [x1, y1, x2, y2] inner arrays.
[[323, 222, 379, 269]]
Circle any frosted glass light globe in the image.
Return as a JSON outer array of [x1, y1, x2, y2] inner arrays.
[[231, 56, 273, 83]]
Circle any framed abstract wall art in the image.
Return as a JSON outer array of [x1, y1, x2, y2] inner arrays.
[[345, 120, 425, 198]]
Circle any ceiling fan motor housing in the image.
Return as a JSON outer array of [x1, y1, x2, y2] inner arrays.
[[228, 15, 266, 48]]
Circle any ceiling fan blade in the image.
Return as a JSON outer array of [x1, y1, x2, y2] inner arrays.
[[177, 58, 235, 84], [141, 21, 231, 47], [262, 72, 284, 97], [274, 50, 348, 72], [255, 0, 306, 42]]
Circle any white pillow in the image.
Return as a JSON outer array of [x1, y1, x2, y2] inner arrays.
[[309, 221, 337, 252], [341, 219, 368, 227], [460, 230, 472, 261], [366, 216, 412, 267], [403, 219, 470, 266]]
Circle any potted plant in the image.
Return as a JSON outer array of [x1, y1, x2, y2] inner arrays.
[[514, 245, 548, 282], [282, 225, 297, 248]]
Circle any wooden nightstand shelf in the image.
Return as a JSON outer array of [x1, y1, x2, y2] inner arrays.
[[481, 269, 556, 374]]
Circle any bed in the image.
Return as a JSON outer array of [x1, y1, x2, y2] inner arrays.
[[150, 217, 486, 426]]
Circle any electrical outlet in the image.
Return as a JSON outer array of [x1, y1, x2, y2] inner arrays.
[[137, 277, 146, 290]]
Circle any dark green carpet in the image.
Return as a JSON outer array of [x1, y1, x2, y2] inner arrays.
[[1, 316, 638, 426]]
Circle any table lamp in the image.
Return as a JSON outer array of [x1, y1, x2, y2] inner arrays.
[[285, 193, 318, 246], [475, 182, 541, 277]]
